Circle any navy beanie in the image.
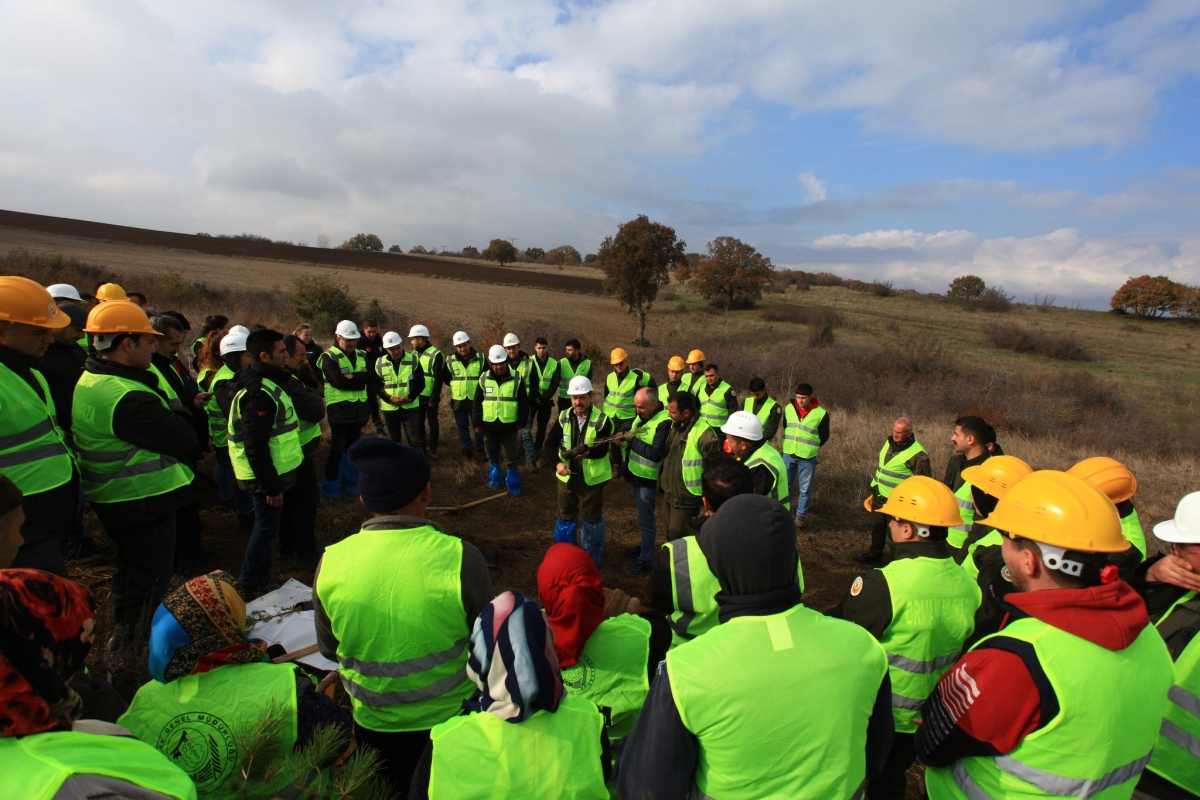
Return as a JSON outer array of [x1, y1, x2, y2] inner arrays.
[[348, 438, 431, 513]]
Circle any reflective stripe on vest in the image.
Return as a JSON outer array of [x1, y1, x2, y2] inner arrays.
[[682, 419, 713, 496], [204, 365, 235, 448], [871, 439, 927, 498], [743, 395, 778, 429], [448, 353, 485, 401], [227, 376, 304, 481], [320, 347, 366, 406], [1148, 590, 1200, 792], [744, 442, 790, 510], [376, 353, 420, 411], [696, 380, 733, 427], [480, 374, 520, 423], [604, 369, 643, 420], [557, 407, 613, 486], [0, 363, 72, 495], [416, 346, 441, 397], [148, 363, 184, 411], [627, 408, 669, 481], [561, 614, 651, 741], [782, 403, 825, 458], [680, 371, 703, 395], [532, 355, 559, 395], [948, 482, 975, 549], [559, 357, 591, 399]]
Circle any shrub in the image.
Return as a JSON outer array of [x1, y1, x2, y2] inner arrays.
[[461, 246, 479, 257], [584, 253, 597, 263], [543, 245, 583, 266], [760, 306, 844, 328], [808, 325, 835, 348], [960, 286, 1013, 312], [524, 247, 545, 260], [388, 245, 402, 253], [985, 323, 1089, 361], [408, 245, 428, 254], [1110, 275, 1179, 318], [948, 275, 986, 299], [340, 233, 384, 252], [288, 275, 358, 322]]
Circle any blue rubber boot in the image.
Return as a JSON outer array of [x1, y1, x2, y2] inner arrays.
[[342, 461, 360, 498], [320, 479, 341, 500], [487, 462, 503, 488], [553, 516, 578, 545], [580, 518, 606, 566], [506, 468, 522, 497]]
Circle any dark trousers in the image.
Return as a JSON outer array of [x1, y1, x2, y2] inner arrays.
[[108, 513, 176, 633], [354, 722, 430, 799], [240, 492, 283, 588], [868, 497, 890, 558], [531, 401, 555, 452], [484, 430, 521, 469], [13, 475, 79, 577], [452, 407, 484, 454], [418, 402, 440, 453], [382, 409, 424, 450], [660, 492, 700, 541], [557, 473, 605, 523], [869, 731, 915, 800], [175, 501, 204, 559], [366, 382, 381, 425], [279, 455, 319, 557], [325, 421, 363, 481]]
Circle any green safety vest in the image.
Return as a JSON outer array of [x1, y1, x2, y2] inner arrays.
[[744, 442, 790, 510], [416, 346, 441, 397], [316, 524, 473, 731], [878, 556, 981, 732], [743, 395, 778, 429], [227, 376, 303, 481], [293, 379, 322, 449], [510, 354, 533, 388], [119, 661, 299, 799], [428, 694, 607, 800], [680, 371, 703, 395], [376, 353, 420, 412], [871, 439, 927, 498], [204, 365, 236, 449], [664, 535, 805, 649], [0, 731, 197, 800], [559, 357, 591, 399], [531, 355, 559, 396], [603, 368, 644, 421], [557, 406, 613, 486], [148, 363, 184, 411], [72, 372, 194, 503], [1121, 507, 1147, 560], [948, 482, 975, 550], [319, 347, 366, 407], [0, 362, 73, 495], [962, 530, 1004, 581], [668, 604, 888, 800], [448, 353, 485, 402], [480, 373, 521, 424], [562, 614, 651, 740], [627, 408, 669, 481], [926, 618, 1173, 800], [781, 403, 826, 459], [696, 380, 734, 427], [1146, 590, 1200, 794], [682, 418, 714, 496], [657, 382, 674, 405]]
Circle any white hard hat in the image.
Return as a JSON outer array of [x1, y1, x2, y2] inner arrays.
[[503, 333, 520, 348], [382, 331, 404, 349], [452, 331, 470, 346], [220, 331, 248, 355], [1154, 492, 1200, 544], [567, 376, 593, 396], [228, 325, 250, 337], [335, 320, 361, 339], [488, 344, 508, 364], [720, 411, 764, 442], [46, 283, 82, 302], [408, 324, 430, 338]]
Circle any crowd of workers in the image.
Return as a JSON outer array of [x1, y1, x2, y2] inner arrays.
[[0, 273, 1197, 800]]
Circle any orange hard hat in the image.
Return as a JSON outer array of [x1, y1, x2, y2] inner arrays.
[[0, 276, 70, 329], [686, 349, 706, 364], [876, 476, 963, 528], [961, 456, 1033, 500], [977, 470, 1127, 553], [84, 300, 157, 335], [94, 282, 128, 302], [1066, 457, 1137, 504], [667, 356, 685, 371], [610, 347, 628, 365]]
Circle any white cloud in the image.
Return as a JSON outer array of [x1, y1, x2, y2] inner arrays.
[[797, 172, 826, 205]]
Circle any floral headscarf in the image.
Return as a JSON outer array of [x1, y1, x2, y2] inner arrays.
[[465, 591, 563, 722]]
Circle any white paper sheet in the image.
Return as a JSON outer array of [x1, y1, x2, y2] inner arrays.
[[246, 579, 338, 671]]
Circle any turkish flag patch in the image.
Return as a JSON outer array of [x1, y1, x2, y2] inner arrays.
[[256, 410, 269, 417]]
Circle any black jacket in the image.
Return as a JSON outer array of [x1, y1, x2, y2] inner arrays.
[[151, 352, 208, 461], [233, 361, 302, 495], [471, 369, 529, 433], [282, 368, 326, 456], [551, 405, 615, 474], [36, 340, 86, 434], [530, 354, 562, 407], [413, 345, 445, 402], [318, 346, 369, 425], [302, 339, 323, 376]]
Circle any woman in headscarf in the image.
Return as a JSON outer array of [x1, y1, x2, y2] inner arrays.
[[119, 571, 351, 799], [408, 590, 609, 800], [0, 569, 197, 800]]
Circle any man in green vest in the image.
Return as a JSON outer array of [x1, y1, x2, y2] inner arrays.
[[375, 330, 425, 448], [553, 376, 615, 564], [210, 330, 254, 529], [658, 391, 720, 541], [620, 494, 894, 799], [409, 324, 444, 457], [502, 332, 537, 469], [721, 410, 790, 509], [1131, 492, 1200, 800], [558, 338, 592, 413], [529, 336, 561, 464], [228, 329, 304, 595], [743, 376, 781, 442], [680, 348, 705, 394], [313, 437, 494, 792], [854, 416, 930, 565], [829, 475, 980, 800], [659, 355, 685, 404], [472, 344, 528, 496], [942, 414, 993, 553], [696, 363, 737, 428], [621, 387, 671, 575], [443, 330, 485, 458], [918, 471, 1175, 800], [317, 319, 369, 499], [0, 276, 79, 576], [73, 299, 197, 646], [278, 333, 326, 568], [781, 382, 828, 530], [603, 347, 653, 435]]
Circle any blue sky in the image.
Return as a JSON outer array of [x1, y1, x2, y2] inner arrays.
[[0, 0, 1197, 306]]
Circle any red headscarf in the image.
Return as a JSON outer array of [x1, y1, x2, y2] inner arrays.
[[536, 544, 606, 668]]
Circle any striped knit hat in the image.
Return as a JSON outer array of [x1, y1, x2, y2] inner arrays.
[[465, 591, 563, 722]]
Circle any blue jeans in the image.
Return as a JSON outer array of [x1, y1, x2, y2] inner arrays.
[[215, 460, 253, 514], [632, 484, 657, 564], [784, 454, 817, 516], [240, 493, 283, 588], [519, 409, 537, 465], [453, 407, 484, 453]]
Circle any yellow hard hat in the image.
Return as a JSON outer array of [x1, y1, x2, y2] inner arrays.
[[0, 276, 70, 329], [610, 347, 628, 365], [876, 476, 963, 528], [686, 349, 706, 364], [84, 300, 157, 335], [95, 282, 128, 302], [977, 470, 1127, 553], [962, 455, 1033, 500], [667, 355, 685, 371], [1066, 457, 1137, 504]]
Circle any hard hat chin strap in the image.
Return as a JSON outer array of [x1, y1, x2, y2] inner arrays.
[[1038, 543, 1084, 577], [914, 524, 931, 539]]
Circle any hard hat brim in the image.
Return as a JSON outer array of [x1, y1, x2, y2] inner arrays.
[[1153, 518, 1200, 544]]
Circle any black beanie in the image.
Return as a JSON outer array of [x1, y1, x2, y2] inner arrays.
[[348, 438, 431, 513], [698, 494, 799, 597], [0, 474, 21, 517]]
